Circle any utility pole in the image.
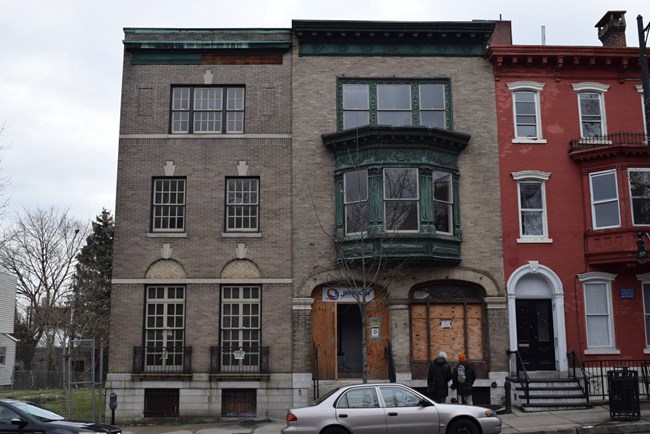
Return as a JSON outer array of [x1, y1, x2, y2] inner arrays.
[[638, 15, 650, 154]]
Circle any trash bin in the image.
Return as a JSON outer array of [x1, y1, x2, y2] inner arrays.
[[608, 369, 640, 420]]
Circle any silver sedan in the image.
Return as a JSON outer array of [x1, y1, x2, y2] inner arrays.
[[281, 383, 501, 434]]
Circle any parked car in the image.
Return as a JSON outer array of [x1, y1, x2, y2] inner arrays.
[[0, 399, 122, 434], [282, 383, 501, 434]]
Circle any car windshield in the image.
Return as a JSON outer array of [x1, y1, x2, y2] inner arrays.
[[12, 401, 66, 422], [309, 387, 341, 406]]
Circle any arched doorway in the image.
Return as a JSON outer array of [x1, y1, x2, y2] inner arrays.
[[410, 281, 486, 377], [311, 285, 389, 380], [507, 261, 567, 373]]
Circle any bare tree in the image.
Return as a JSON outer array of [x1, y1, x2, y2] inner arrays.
[[0, 207, 86, 369], [0, 122, 10, 219]]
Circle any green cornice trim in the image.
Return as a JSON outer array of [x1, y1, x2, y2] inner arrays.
[[124, 40, 291, 51], [300, 42, 484, 57]]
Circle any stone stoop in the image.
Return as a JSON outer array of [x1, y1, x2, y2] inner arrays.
[[512, 377, 591, 412]]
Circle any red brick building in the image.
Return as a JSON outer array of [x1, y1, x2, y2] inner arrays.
[[488, 10, 650, 408]]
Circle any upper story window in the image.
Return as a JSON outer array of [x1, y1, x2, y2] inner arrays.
[[0, 346, 5, 365], [636, 85, 648, 139], [225, 178, 259, 232], [151, 178, 186, 232], [506, 81, 544, 142], [339, 79, 449, 131], [433, 171, 453, 235], [171, 86, 245, 134], [589, 169, 620, 230], [629, 169, 650, 226], [512, 170, 551, 242], [344, 169, 369, 235], [572, 83, 609, 139], [384, 168, 419, 232], [643, 281, 650, 350]]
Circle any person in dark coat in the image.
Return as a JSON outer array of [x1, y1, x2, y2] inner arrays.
[[451, 353, 476, 405], [427, 351, 452, 403]]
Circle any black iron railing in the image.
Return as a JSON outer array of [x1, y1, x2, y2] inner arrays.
[[210, 346, 269, 374], [580, 358, 650, 400], [133, 346, 192, 374], [567, 351, 591, 404], [506, 350, 530, 404], [568, 132, 648, 153]]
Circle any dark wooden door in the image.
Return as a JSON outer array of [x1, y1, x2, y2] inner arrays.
[[516, 299, 555, 371]]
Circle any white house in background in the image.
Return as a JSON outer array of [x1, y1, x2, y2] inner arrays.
[[0, 271, 18, 388]]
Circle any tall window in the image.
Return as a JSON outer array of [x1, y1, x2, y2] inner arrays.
[[384, 168, 419, 232], [0, 347, 5, 365], [171, 86, 244, 134], [589, 170, 620, 229], [433, 171, 453, 234], [507, 81, 544, 140], [629, 169, 650, 226], [643, 282, 650, 348], [572, 83, 609, 139], [344, 170, 369, 235], [151, 178, 186, 232], [145, 286, 185, 369], [340, 79, 449, 130], [583, 280, 614, 349], [220, 286, 261, 371], [512, 171, 550, 241], [225, 178, 259, 232]]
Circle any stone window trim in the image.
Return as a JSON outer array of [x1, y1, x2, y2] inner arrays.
[[577, 272, 619, 354], [506, 81, 546, 143], [572, 82, 610, 141], [512, 171, 552, 243]]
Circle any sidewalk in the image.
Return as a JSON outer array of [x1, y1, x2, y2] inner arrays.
[[120, 401, 650, 434]]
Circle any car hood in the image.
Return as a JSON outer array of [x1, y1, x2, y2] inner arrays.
[[47, 419, 122, 433]]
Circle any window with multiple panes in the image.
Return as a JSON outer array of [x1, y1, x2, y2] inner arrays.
[[589, 170, 620, 230], [572, 83, 609, 139], [644, 282, 650, 347], [433, 171, 453, 234], [629, 169, 650, 226], [340, 80, 449, 130], [344, 169, 369, 235], [384, 168, 419, 232], [512, 171, 551, 242], [171, 86, 244, 134], [151, 178, 186, 232], [220, 286, 261, 371], [145, 286, 185, 369], [507, 82, 544, 140], [583, 280, 614, 349], [225, 178, 259, 232], [0, 346, 5, 365]]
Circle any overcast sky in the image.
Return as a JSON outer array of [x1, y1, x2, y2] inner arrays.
[[0, 0, 647, 225]]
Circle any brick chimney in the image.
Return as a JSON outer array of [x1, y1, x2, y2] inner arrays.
[[595, 11, 627, 47]]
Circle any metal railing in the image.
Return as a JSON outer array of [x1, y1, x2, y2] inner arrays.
[[580, 358, 650, 401], [209, 346, 269, 374], [133, 346, 192, 374], [506, 350, 530, 404], [568, 132, 648, 153], [567, 351, 590, 404]]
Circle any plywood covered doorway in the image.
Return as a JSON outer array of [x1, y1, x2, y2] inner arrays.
[[410, 282, 486, 378], [312, 287, 389, 380]]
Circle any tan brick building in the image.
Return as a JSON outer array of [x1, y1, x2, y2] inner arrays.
[[107, 20, 511, 422]]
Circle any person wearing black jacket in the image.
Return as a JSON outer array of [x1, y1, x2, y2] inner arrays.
[[427, 351, 452, 403], [451, 353, 476, 405]]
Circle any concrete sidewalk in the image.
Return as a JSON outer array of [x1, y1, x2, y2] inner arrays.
[[120, 402, 650, 434]]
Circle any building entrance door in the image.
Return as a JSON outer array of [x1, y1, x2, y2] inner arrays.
[[516, 299, 555, 371], [337, 304, 362, 377]]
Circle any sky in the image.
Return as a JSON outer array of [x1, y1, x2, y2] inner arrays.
[[0, 0, 648, 225]]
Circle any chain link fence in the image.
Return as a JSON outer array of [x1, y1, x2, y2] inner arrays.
[[0, 339, 106, 422]]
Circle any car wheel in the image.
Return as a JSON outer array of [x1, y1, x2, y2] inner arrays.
[[447, 419, 479, 434], [322, 426, 349, 434]]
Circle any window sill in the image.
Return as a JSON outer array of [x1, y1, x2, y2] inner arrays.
[[147, 232, 187, 238], [512, 138, 547, 144], [584, 348, 620, 355], [222, 232, 262, 238], [516, 237, 553, 244], [644, 347, 650, 355]]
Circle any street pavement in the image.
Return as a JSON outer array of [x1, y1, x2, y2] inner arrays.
[[120, 401, 650, 434]]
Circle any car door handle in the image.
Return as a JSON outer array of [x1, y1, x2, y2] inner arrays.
[[387, 412, 398, 416], [339, 414, 348, 418]]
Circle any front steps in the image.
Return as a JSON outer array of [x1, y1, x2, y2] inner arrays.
[[511, 374, 591, 411]]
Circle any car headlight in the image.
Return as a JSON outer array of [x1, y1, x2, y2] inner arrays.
[[483, 410, 495, 417]]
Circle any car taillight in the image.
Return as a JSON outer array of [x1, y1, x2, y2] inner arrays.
[[287, 412, 298, 422]]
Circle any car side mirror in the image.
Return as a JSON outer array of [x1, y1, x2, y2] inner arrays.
[[11, 418, 26, 427], [419, 398, 432, 407]]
